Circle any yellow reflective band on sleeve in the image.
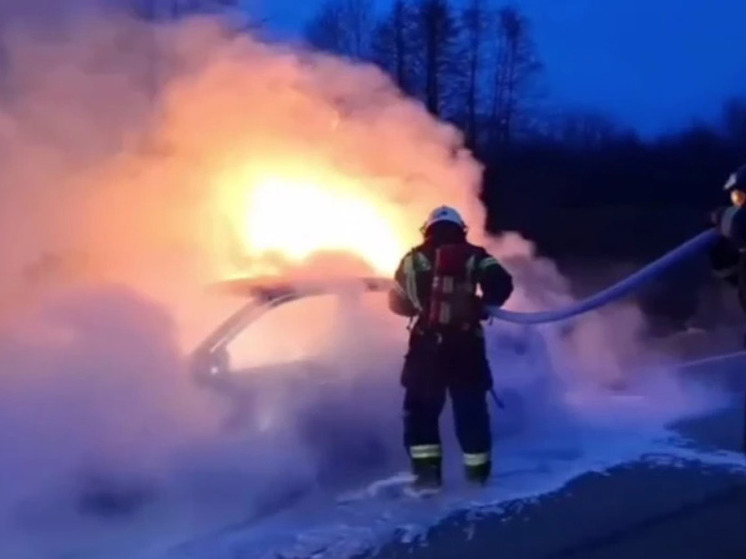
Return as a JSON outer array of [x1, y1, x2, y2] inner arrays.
[[402, 254, 422, 311], [410, 444, 442, 459], [478, 256, 500, 270], [463, 452, 490, 466], [414, 252, 432, 271]]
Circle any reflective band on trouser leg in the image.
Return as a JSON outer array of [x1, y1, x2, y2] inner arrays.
[[410, 444, 442, 459], [463, 452, 490, 467]]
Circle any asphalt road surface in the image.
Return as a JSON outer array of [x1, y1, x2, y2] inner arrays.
[[361, 359, 746, 559]]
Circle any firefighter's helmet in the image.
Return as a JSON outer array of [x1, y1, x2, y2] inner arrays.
[[724, 165, 746, 191], [420, 205, 467, 234], [724, 165, 746, 207]]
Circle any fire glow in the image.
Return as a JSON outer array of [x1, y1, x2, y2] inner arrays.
[[3, 16, 486, 294], [219, 166, 412, 277]]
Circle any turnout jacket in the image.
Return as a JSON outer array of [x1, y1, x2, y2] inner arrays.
[[388, 237, 513, 390], [388, 241, 513, 327]]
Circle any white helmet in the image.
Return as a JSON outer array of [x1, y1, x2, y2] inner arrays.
[[420, 205, 467, 234], [724, 165, 746, 191]]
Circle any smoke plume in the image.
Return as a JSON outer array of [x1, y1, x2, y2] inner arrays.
[[0, 5, 731, 558]]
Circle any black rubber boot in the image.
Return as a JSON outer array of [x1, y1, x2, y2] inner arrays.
[[411, 457, 442, 491], [465, 461, 491, 486]]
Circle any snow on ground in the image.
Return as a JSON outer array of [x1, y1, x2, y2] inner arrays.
[[157, 403, 746, 559], [11, 367, 739, 559], [1, 290, 745, 559]]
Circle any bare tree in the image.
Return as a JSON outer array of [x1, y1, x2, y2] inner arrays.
[[371, 0, 419, 95], [306, 1, 347, 54], [489, 6, 542, 151], [462, 0, 487, 147], [344, 0, 375, 59], [414, 0, 462, 119], [305, 0, 375, 60]]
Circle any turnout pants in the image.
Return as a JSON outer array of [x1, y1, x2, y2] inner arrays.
[[401, 329, 493, 484]]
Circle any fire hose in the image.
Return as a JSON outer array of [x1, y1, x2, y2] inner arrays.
[[486, 228, 720, 324], [483, 226, 745, 455], [200, 228, 722, 373], [197, 227, 745, 449], [483, 228, 721, 409]]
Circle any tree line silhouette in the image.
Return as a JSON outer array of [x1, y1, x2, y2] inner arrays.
[[305, 0, 746, 265], [306, 0, 542, 151], [127, 0, 745, 325], [127, 0, 745, 263]]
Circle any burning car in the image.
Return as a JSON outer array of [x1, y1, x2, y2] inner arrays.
[[188, 275, 558, 483]]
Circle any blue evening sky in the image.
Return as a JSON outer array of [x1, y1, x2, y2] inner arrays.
[[246, 0, 746, 137]]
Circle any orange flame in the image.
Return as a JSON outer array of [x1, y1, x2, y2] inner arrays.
[[217, 164, 414, 277]]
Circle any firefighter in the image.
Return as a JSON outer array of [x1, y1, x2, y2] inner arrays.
[[709, 164, 746, 457], [709, 164, 746, 318], [388, 205, 514, 491]]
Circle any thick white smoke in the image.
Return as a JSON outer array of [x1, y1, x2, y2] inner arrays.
[[0, 4, 732, 557]]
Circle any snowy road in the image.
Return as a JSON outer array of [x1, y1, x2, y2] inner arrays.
[[3, 329, 745, 559], [160, 408, 746, 559], [152, 349, 746, 559]]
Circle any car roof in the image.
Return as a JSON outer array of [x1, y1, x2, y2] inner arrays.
[[208, 276, 394, 301]]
